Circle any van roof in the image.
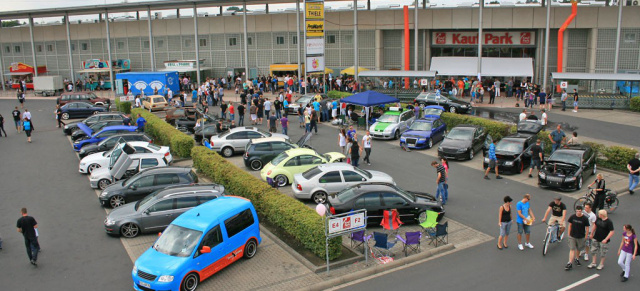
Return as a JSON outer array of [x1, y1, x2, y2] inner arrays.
[[171, 196, 253, 232]]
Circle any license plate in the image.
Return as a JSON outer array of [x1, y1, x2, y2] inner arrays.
[[139, 281, 151, 288]]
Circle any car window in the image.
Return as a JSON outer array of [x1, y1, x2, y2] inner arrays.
[[246, 131, 264, 139], [140, 158, 159, 169], [196, 225, 223, 257], [104, 138, 118, 147], [342, 170, 365, 182], [153, 97, 165, 103], [134, 146, 152, 153], [271, 142, 293, 151], [203, 127, 216, 134], [426, 94, 436, 102], [61, 96, 69, 101], [253, 143, 271, 151], [354, 193, 381, 209], [131, 175, 155, 188], [227, 132, 247, 140], [148, 199, 174, 212], [224, 209, 255, 238], [175, 196, 199, 209], [382, 192, 408, 207], [299, 155, 323, 165], [67, 103, 78, 109], [284, 157, 299, 167], [96, 131, 116, 138], [78, 103, 91, 108], [319, 171, 342, 183], [198, 195, 217, 205], [154, 173, 180, 185], [72, 95, 82, 100]]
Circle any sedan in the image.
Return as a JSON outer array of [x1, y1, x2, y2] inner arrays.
[[260, 148, 345, 187], [78, 133, 152, 159], [210, 126, 288, 157], [73, 125, 138, 151], [288, 93, 328, 114], [326, 182, 444, 225], [538, 145, 597, 191], [60, 102, 107, 120], [483, 135, 535, 174], [165, 107, 196, 125], [292, 163, 395, 204], [438, 124, 492, 160], [400, 117, 447, 149], [79, 141, 171, 174], [63, 112, 125, 135], [414, 91, 472, 114]]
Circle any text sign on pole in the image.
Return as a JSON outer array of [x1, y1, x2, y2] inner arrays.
[[560, 81, 568, 89], [306, 56, 325, 73], [306, 21, 324, 37], [305, 2, 324, 19], [327, 212, 365, 234], [306, 38, 325, 55]]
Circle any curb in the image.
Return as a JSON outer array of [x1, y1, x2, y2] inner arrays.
[[301, 243, 455, 291], [596, 167, 631, 196]]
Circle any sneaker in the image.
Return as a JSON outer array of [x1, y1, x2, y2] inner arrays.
[[587, 263, 597, 269], [584, 253, 589, 261], [630, 190, 634, 195], [565, 263, 573, 270], [367, 163, 371, 166], [525, 243, 534, 249], [30, 260, 37, 266], [574, 258, 581, 266], [621, 277, 628, 282], [597, 264, 604, 270], [496, 176, 503, 179], [518, 244, 524, 250], [621, 271, 625, 277], [484, 176, 490, 180]]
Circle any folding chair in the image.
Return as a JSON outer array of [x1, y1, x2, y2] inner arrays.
[[397, 231, 421, 257], [426, 221, 448, 247], [380, 209, 403, 236], [419, 210, 439, 236], [372, 232, 396, 257], [349, 230, 371, 252]]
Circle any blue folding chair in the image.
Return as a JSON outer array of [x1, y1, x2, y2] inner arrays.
[[426, 221, 449, 247], [372, 232, 396, 257]]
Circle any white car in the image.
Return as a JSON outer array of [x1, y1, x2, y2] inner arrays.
[[89, 153, 171, 190], [79, 142, 172, 174], [291, 163, 395, 204]]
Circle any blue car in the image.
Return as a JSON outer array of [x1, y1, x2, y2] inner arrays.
[[400, 117, 447, 149], [422, 105, 445, 119], [73, 125, 137, 151], [60, 101, 107, 120], [132, 196, 261, 291]]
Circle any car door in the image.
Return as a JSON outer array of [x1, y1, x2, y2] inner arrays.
[[353, 192, 383, 220], [78, 102, 94, 116], [125, 174, 156, 202], [192, 225, 226, 279], [341, 170, 367, 189], [226, 131, 248, 150], [252, 143, 272, 163], [153, 173, 181, 194], [317, 171, 344, 194], [269, 142, 294, 162], [298, 155, 324, 172], [381, 192, 414, 220], [66, 103, 79, 118], [139, 198, 176, 232]]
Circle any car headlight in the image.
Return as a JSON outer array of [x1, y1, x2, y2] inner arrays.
[[461, 105, 467, 108], [99, 191, 109, 198], [538, 172, 546, 179], [457, 148, 467, 153], [400, 137, 405, 142], [80, 162, 86, 166], [504, 161, 513, 166], [105, 218, 116, 226], [74, 141, 80, 144], [158, 275, 174, 282], [132, 265, 137, 274], [566, 177, 576, 182], [64, 125, 69, 129], [438, 146, 443, 151], [418, 138, 426, 141]]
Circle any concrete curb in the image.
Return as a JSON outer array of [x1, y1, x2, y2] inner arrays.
[[301, 243, 456, 291], [596, 167, 631, 196]]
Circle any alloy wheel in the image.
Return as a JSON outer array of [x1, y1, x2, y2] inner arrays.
[[121, 223, 139, 238]]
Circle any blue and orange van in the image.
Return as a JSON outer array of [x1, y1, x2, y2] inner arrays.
[[132, 196, 261, 291]]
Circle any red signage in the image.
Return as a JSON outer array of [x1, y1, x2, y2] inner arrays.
[[432, 31, 536, 46]]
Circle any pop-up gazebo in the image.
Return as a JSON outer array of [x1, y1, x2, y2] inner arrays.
[[340, 90, 400, 124]]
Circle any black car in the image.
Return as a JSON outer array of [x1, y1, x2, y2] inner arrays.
[[60, 101, 107, 120], [414, 91, 472, 114], [243, 133, 311, 170], [326, 182, 444, 225], [176, 110, 221, 134], [538, 145, 597, 191], [482, 121, 544, 174], [63, 112, 125, 135], [438, 124, 492, 160], [71, 120, 124, 141], [193, 121, 233, 145], [98, 167, 198, 208], [78, 133, 152, 158]]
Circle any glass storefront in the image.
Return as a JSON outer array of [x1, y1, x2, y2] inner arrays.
[[431, 47, 535, 58]]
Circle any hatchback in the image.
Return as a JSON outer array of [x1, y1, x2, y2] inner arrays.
[[78, 133, 152, 158], [143, 95, 168, 112], [243, 133, 311, 170], [73, 125, 138, 151]]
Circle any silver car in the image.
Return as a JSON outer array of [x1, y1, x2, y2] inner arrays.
[[209, 126, 288, 157], [103, 184, 224, 238], [291, 163, 395, 204]]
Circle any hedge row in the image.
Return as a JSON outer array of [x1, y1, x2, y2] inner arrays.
[[114, 98, 132, 114], [191, 147, 342, 260], [584, 142, 638, 172], [327, 90, 353, 100], [631, 97, 640, 112], [131, 108, 194, 158], [440, 112, 513, 141]]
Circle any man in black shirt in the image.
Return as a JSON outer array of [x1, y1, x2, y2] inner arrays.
[[268, 112, 278, 133], [12, 106, 21, 132], [16, 208, 40, 266], [431, 161, 448, 205], [565, 206, 590, 270], [627, 153, 640, 195], [0, 114, 7, 137], [542, 197, 567, 238], [528, 139, 543, 178], [237, 103, 245, 126], [588, 210, 615, 270], [220, 101, 228, 120]]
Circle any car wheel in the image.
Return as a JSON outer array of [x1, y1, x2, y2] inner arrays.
[[244, 239, 258, 259], [468, 149, 474, 160], [120, 223, 140, 238], [449, 107, 457, 113], [221, 147, 234, 157], [98, 179, 112, 190], [250, 160, 263, 171], [393, 130, 400, 140], [274, 175, 288, 187], [85, 151, 97, 157], [312, 191, 328, 204], [427, 139, 433, 149], [577, 176, 583, 190], [592, 164, 597, 176], [180, 273, 199, 291], [62, 113, 70, 120], [87, 163, 101, 174], [109, 195, 126, 208]]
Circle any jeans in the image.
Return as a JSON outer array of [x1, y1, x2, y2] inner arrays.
[[282, 127, 288, 135], [221, 112, 226, 120], [310, 121, 318, 133], [562, 100, 567, 111], [230, 114, 235, 121], [24, 237, 40, 262], [629, 174, 639, 192], [322, 110, 329, 122], [238, 114, 244, 126], [276, 109, 282, 119], [618, 250, 633, 278], [305, 123, 311, 133], [363, 148, 371, 164], [265, 110, 270, 119], [436, 182, 447, 204], [552, 143, 561, 153], [351, 156, 359, 167]]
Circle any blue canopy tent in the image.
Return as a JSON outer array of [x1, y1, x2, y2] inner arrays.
[[340, 90, 400, 126]]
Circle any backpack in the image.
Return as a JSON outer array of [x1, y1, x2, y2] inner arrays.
[[23, 121, 31, 131]]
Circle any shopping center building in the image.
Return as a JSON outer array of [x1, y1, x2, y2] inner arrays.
[[1, 1, 639, 85]]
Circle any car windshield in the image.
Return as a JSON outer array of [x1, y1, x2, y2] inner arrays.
[[271, 152, 289, 166], [446, 128, 473, 140], [153, 97, 165, 103], [302, 167, 323, 179], [135, 191, 161, 211], [147, 144, 161, 151], [336, 188, 358, 202], [353, 167, 373, 179], [296, 96, 312, 104], [423, 108, 443, 116], [377, 114, 399, 123], [152, 225, 202, 257], [496, 139, 524, 153], [409, 122, 432, 131], [549, 151, 582, 166], [89, 123, 104, 130]]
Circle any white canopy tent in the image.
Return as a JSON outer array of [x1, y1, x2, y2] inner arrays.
[[430, 57, 534, 78]]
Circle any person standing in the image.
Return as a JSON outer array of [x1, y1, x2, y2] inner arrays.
[[345, 136, 353, 165], [542, 197, 567, 240], [431, 161, 448, 205], [528, 139, 543, 178], [573, 89, 579, 113], [264, 98, 272, 119], [540, 109, 548, 126], [268, 112, 278, 133], [588, 210, 615, 270], [12, 107, 21, 132], [494, 79, 501, 99], [561, 89, 568, 111], [338, 129, 347, 154], [519, 109, 527, 122], [309, 109, 318, 134], [220, 101, 228, 120], [280, 115, 288, 135], [567, 132, 579, 145], [548, 125, 566, 153], [516, 194, 535, 251], [22, 109, 31, 121], [538, 89, 547, 111], [274, 98, 282, 120], [361, 130, 372, 166], [55, 105, 65, 128], [565, 206, 591, 271], [587, 173, 606, 213], [0, 114, 7, 137], [23, 117, 34, 143], [582, 203, 597, 261], [347, 125, 356, 140], [498, 196, 513, 250], [617, 224, 637, 282], [135, 113, 146, 133], [228, 102, 235, 122], [283, 98, 289, 117], [627, 153, 640, 195], [484, 140, 502, 180], [16, 208, 39, 266], [191, 87, 198, 105], [304, 110, 311, 133], [349, 137, 361, 167], [18, 89, 25, 109], [237, 103, 245, 126], [249, 103, 257, 125]]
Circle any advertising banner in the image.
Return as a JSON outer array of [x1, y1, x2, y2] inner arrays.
[[305, 1, 324, 19], [306, 38, 325, 55], [306, 56, 325, 73], [432, 31, 536, 46], [306, 21, 324, 38]]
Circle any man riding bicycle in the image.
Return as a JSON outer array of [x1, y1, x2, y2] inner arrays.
[[542, 197, 567, 240]]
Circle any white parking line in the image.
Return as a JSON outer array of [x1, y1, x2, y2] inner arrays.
[[557, 274, 599, 291]]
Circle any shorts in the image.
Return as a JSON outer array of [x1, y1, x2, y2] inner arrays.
[[250, 114, 257, 121], [590, 240, 609, 257], [548, 216, 565, 228], [24, 129, 32, 137], [500, 221, 512, 237], [539, 99, 546, 105], [517, 223, 531, 234], [530, 159, 541, 170], [332, 109, 338, 117], [568, 237, 585, 251], [14, 119, 21, 127], [19, 98, 24, 104], [489, 159, 497, 168], [573, 101, 578, 107]]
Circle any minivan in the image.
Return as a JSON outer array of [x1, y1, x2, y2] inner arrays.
[[132, 196, 261, 291]]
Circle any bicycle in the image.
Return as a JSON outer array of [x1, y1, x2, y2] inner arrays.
[[574, 188, 619, 213], [542, 221, 565, 256]]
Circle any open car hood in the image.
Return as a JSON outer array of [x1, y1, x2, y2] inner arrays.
[[296, 133, 312, 148], [517, 121, 544, 135], [77, 123, 94, 136]]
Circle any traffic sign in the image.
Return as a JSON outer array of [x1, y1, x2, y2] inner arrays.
[[420, 79, 429, 86], [327, 211, 365, 235], [560, 81, 568, 89]]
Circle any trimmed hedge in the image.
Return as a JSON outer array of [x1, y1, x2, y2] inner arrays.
[[631, 97, 640, 112], [584, 142, 638, 172], [131, 108, 194, 158], [440, 112, 512, 141], [327, 90, 353, 100], [191, 147, 342, 260], [114, 98, 132, 114]]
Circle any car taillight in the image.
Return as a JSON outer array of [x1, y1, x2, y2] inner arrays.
[[244, 152, 249, 158], [296, 184, 302, 191], [210, 142, 214, 147], [329, 206, 336, 215], [149, 140, 153, 144], [164, 152, 170, 157], [267, 170, 272, 175]]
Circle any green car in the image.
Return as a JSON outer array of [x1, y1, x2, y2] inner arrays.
[[369, 107, 416, 140], [260, 148, 345, 187]]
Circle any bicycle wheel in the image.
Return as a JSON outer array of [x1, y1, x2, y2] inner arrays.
[[605, 197, 619, 213], [574, 197, 590, 211], [542, 231, 550, 256]]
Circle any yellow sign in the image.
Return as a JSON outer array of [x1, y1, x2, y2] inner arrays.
[[306, 21, 324, 37], [306, 2, 324, 19]]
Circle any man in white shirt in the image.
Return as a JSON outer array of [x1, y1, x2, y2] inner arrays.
[[167, 88, 173, 103], [541, 109, 548, 126], [519, 109, 527, 122], [22, 109, 32, 120], [581, 203, 597, 261]]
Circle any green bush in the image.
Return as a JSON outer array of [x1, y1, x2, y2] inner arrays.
[[327, 90, 353, 100], [191, 147, 342, 260], [440, 112, 512, 141], [114, 98, 132, 114], [131, 108, 194, 158], [630, 97, 640, 112], [584, 141, 638, 172]]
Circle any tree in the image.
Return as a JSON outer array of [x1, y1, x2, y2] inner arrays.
[[226, 6, 245, 12], [1, 20, 22, 27]]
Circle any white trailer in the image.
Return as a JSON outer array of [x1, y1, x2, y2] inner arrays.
[[33, 76, 64, 96]]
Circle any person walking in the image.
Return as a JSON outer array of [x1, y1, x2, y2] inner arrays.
[[362, 130, 372, 165], [516, 194, 535, 250], [349, 137, 361, 167], [0, 114, 7, 137], [498, 196, 513, 250], [538, 89, 547, 111], [627, 153, 640, 195], [12, 107, 21, 132], [55, 105, 65, 128], [309, 109, 318, 134], [23, 117, 34, 143], [582, 203, 597, 261], [548, 124, 566, 153], [573, 89, 579, 112], [338, 128, 347, 154], [587, 173, 606, 213], [228, 102, 235, 122], [268, 112, 278, 133], [16, 207, 40, 266], [237, 102, 245, 126], [249, 103, 257, 125], [431, 161, 448, 205], [345, 136, 353, 165], [528, 139, 543, 178], [484, 140, 502, 180], [18, 89, 25, 109], [135, 114, 146, 133], [542, 197, 567, 240], [565, 206, 591, 271], [617, 224, 637, 282], [588, 209, 615, 270], [561, 89, 568, 111], [280, 115, 288, 135], [540, 109, 548, 126]]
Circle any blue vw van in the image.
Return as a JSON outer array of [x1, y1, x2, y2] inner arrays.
[[132, 196, 261, 291]]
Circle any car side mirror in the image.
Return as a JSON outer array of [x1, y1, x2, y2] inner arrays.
[[361, 178, 366, 181], [143, 209, 150, 215], [129, 185, 137, 190], [200, 246, 211, 254]]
